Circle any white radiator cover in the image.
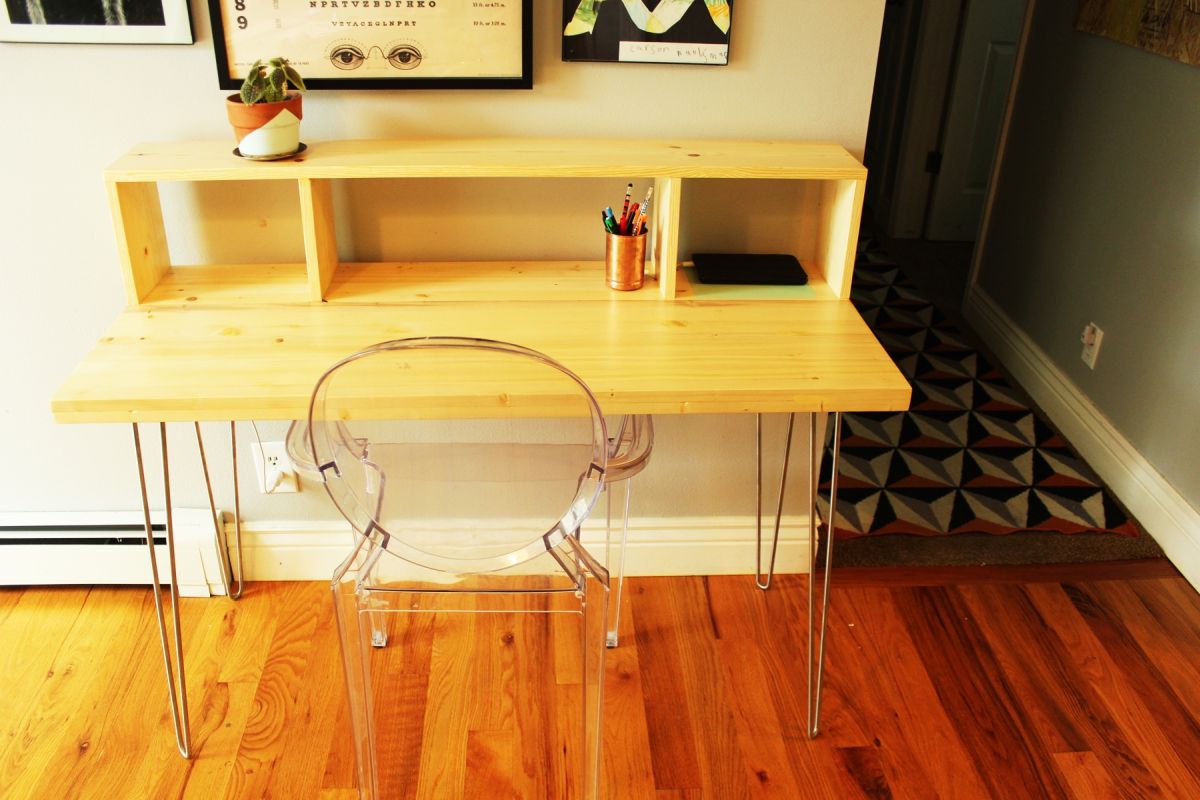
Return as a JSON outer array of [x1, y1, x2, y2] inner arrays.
[[0, 509, 229, 597]]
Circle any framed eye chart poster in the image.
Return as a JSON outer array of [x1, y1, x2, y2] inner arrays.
[[562, 0, 732, 65], [209, 0, 532, 90]]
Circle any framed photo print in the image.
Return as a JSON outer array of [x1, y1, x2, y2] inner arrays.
[[563, 0, 732, 65], [1, 0, 193, 43], [209, 0, 532, 90], [1076, 0, 1200, 68]]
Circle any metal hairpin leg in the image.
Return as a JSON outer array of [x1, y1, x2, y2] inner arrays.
[[751, 412, 844, 738], [755, 412, 795, 590], [132, 423, 192, 758], [807, 411, 842, 738], [229, 422, 244, 598], [194, 421, 245, 599]]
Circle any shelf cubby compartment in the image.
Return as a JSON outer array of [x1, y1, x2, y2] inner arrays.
[[108, 177, 311, 306]]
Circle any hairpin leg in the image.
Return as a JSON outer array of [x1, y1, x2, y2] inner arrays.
[[132, 423, 192, 759], [194, 422, 245, 600], [755, 412, 795, 590], [808, 411, 842, 738], [229, 422, 244, 599]]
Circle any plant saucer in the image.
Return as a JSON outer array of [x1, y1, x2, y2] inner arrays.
[[233, 142, 308, 161]]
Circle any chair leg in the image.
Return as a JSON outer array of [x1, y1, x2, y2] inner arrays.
[[331, 557, 380, 799], [582, 569, 610, 799], [367, 615, 388, 648], [604, 478, 633, 648], [131, 423, 192, 759], [364, 559, 389, 648]]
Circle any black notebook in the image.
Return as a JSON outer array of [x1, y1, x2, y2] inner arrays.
[[691, 253, 808, 285]]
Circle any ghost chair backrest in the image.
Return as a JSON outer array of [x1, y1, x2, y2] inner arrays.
[[305, 337, 609, 576]]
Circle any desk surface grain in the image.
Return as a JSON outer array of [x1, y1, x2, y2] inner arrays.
[[52, 298, 910, 423]]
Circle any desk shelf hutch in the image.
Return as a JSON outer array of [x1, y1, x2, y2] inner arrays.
[[105, 138, 866, 309]]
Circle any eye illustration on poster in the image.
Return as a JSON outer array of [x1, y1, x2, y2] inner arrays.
[[563, 0, 732, 65]]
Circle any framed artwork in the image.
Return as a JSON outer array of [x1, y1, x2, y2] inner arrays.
[[209, 0, 532, 90], [562, 0, 732, 65], [1, 0, 193, 43], [1076, 0, 1200, 67]]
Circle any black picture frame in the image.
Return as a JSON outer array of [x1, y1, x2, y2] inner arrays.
[[562, 0, 732, 65], [1, 0, 193, 43], [209, 0, 532, 91]]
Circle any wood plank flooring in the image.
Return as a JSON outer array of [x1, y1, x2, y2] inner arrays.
[[2, 562, 1199, 799]]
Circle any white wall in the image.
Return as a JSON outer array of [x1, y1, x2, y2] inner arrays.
[[0, 2, 885, 535], [972, 1, 1200, 510], [962, 0, 1200, 587]]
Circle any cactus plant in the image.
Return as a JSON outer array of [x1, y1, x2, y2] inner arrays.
[[239, 57, 306, 105]]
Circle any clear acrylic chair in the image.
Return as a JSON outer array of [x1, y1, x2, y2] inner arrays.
[[293, 413, 652, 651], [304, 337, 610, 800]]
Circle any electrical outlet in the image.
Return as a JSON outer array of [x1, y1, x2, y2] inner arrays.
[[250, 441, 299, 493], [1080, 322, 1104, 370]]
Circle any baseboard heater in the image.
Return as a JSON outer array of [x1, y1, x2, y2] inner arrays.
[[0, 510, 230, 597]]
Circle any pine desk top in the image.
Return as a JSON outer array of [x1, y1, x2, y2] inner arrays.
[[52, 295, 910, 423]]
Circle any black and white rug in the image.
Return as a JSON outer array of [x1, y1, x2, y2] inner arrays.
[[819, 254, 1142, 543]]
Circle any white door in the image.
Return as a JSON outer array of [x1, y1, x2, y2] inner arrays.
[[925, 0, 1026, 241]]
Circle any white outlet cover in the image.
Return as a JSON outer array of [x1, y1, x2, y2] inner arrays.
[[1080, 323, 1103, 370], [250, 441, 300, 493]]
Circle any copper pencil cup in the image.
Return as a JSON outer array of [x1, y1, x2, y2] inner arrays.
[[605, 231, 647, 291]]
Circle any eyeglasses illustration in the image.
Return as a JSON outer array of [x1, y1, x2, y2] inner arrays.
[[329, 43, 423, 71]]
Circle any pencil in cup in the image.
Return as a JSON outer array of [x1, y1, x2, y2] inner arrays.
[[632, 187, 653, 235]]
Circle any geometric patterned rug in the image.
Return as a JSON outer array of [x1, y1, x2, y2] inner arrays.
[[819, 253, 1141, 540]]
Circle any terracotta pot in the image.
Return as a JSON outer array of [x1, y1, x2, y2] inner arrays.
[[226, 93, 303, 158]]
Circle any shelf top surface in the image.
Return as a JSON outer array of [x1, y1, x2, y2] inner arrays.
[[105, 138, 867, 182], [53, 296, 909, 422]]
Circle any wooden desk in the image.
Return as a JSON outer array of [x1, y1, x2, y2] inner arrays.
[[52, 282, 909, 423], [53, 138, 910, 760]]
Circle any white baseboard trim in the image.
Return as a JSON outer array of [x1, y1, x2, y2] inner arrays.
[[964, 286, 1200, 589], [227, 515, 816, 582]]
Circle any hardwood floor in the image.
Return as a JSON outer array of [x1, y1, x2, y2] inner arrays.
[[2, 562, 1198, 799]]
